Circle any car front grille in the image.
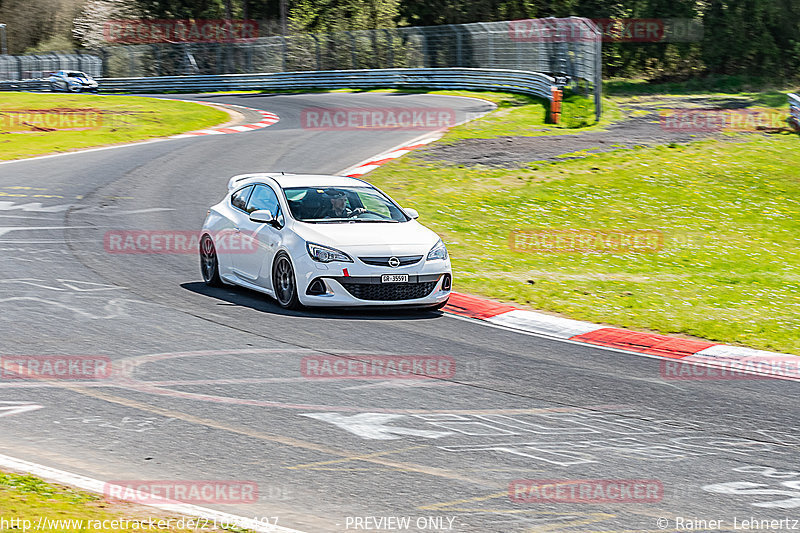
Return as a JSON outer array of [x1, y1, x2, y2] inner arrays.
[[359, 255, 423, 267], [340, 280, 438, 301]]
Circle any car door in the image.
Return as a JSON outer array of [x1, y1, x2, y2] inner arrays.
[[236, 183, 285, 284], [226, 184, 254, 278]]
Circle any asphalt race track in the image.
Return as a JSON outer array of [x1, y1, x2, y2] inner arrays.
[[0, 92, 798, 533]]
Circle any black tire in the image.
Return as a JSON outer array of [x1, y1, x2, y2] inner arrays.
[[272, 252, 302, 310], [200, 234, 223, 287]]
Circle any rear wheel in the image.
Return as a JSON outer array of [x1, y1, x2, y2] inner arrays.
[[200, 234, 223, 287], [272, 252, 302, 310]]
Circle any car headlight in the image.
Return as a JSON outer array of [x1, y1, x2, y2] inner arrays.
[[427, 239, 448, 261], [307, 242, 352, 263]]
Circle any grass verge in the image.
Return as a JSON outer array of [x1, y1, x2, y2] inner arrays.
[[0, 470, 240, 532], [366, 100, 800, 354], [423, 90, 621, 141], [0, 93, 229, 161], [604, 75, 795, 99]]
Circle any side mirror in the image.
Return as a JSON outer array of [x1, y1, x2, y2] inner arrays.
[[404, 208, 420, 220], [249, 209, 276, 225]]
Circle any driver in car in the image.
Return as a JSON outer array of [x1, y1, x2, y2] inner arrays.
[[324, 190, 366, 218]]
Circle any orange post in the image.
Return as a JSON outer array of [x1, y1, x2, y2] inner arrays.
[[550, 87, 563, 124]]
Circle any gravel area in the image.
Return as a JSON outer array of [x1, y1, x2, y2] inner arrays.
[[418, 95, 766, 167]]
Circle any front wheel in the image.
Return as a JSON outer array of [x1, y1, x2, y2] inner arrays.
[[272, 252, 302, 310], [200, 234, 223, 287]]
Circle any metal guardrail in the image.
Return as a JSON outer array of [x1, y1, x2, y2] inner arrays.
[[0, 68, 571, 122], [0, 79, 46, 91], [788, 93, 800, 131], [98, 67, 563, 102]]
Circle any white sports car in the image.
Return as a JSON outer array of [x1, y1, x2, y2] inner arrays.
[[48, 70, 99, 93], [200, 173, 452, 310]]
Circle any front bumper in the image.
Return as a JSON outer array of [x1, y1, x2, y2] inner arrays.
[[295, 254, 451, 307], [65, 81, 98, 91]]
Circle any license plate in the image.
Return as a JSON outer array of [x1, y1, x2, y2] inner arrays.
[[381, 274, 408, 283]]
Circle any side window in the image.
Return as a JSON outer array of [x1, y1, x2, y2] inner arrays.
[[230, 185, 253, 211], [246, 184, 284, 226]]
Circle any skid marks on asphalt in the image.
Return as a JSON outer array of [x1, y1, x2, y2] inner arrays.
[[704, 464, 800, 510], [4, 346, 797, 530], [297, 408, 793, 489], [0, 197, 173, 215], [0, 278, 123, 292], [0, 276, 154, 320], [0, 400, 45, 418]]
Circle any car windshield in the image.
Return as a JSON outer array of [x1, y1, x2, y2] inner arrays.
[[283, 186, 408, 223], [66, 72, 87, 78]]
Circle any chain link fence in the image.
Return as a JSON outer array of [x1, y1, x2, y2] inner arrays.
[[0, 52, 103, 81], [0, 18, 602, 117], [94, 18, 602, 115], [94, 18, 599, 81]]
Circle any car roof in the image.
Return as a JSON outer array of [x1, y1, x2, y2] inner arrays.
[[228, 173, 370, 190]]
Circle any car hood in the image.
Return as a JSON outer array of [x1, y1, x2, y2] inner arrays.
[[292, 220, 440, 253]]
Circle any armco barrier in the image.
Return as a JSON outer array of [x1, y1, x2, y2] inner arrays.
[[0, 68, 568, 122], [96, 68, 565, 119], [0, 79, 47, 91]]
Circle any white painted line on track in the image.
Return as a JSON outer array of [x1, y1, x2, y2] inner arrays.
[[337, 131, 444, 176], [0, 137, 177, 166], [337, 96, 495, 176], [0, 453, 308, 533]]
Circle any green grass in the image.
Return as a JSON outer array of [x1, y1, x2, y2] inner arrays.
[[605, 75, 793, 106], [429, 91, 621, 142], [0, 470, 234, 532], [0, 93, 229, 160], [367, 109, 800, 354]]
